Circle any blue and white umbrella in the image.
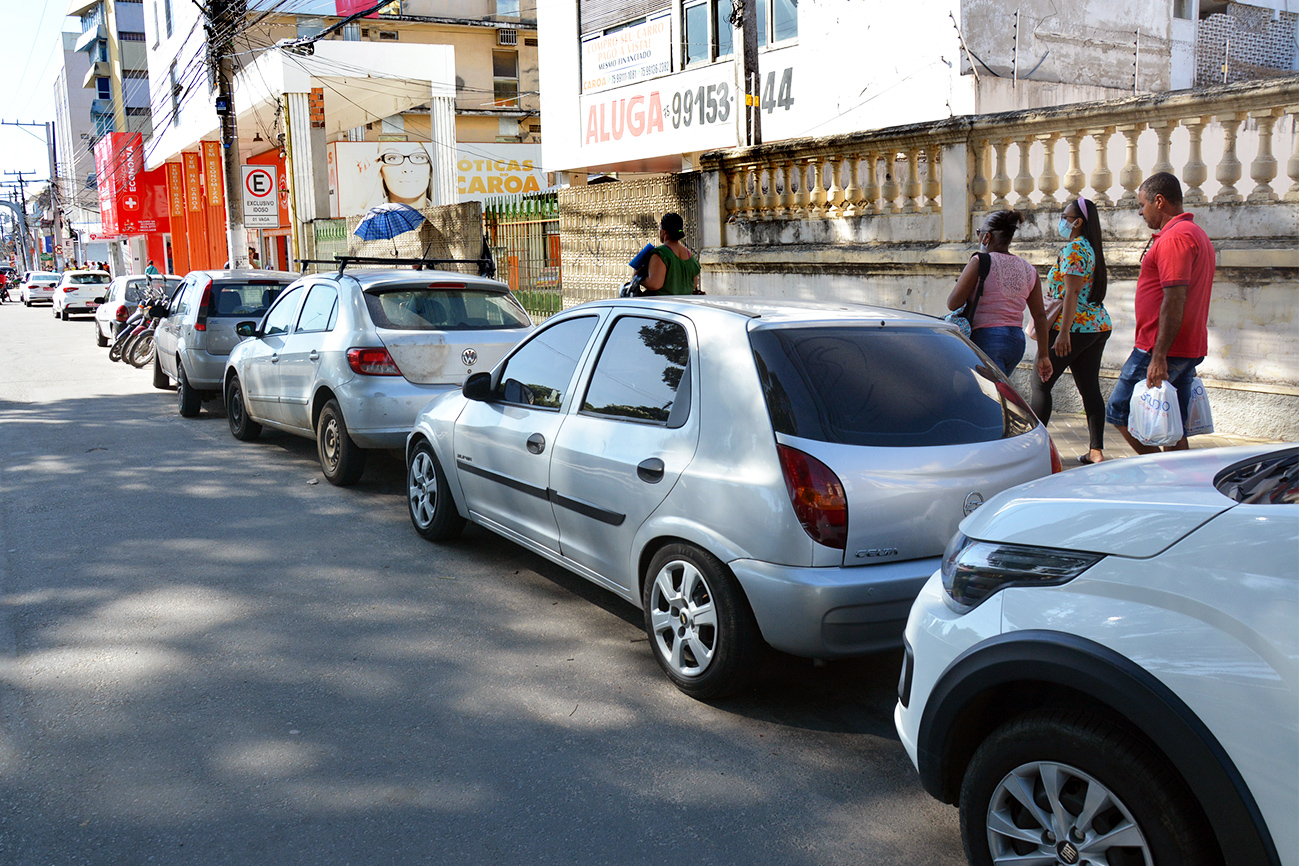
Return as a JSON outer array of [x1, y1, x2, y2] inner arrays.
[[354, 202, 427, 252]]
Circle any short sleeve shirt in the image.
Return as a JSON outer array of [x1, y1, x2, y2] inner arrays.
[[1045, 237, 1111, 333], [1134, 213, 1214, 358], [971, 252, 1037, 330], [652, 245, 701, 296]]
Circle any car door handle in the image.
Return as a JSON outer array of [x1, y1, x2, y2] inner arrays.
[[526, 433, 546, 455], [637, 458, 665, 484], [308, 350, 319, 360], [270, 353, 279, 363]]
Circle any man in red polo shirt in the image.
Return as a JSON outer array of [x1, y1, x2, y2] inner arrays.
[[1106, 171, 1215, 453]]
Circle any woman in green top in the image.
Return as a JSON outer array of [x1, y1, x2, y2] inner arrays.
[[641, 212, 701, 295]]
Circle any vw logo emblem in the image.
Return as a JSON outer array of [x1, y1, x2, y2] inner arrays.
[[963, 492, 985, 516], [462, 348, 478, 366]]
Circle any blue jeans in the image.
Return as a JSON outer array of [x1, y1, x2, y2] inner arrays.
[[972, 326, 1026, 377], [1105, 348, 1203, 429]]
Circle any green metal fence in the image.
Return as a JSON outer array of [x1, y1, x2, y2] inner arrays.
[[483, 193, 562, 320]]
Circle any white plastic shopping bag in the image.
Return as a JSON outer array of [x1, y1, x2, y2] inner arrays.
[[1185, 377, 1215, 437], [1128, 381, 1184, 446]]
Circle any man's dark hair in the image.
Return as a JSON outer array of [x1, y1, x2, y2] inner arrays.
[[1139, 172, 1183, 206]]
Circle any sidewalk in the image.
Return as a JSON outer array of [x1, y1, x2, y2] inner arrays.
[[1045, 412, 1282, 468]]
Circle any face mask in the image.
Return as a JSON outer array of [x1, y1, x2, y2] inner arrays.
[[1058, 218, 1074, 239]]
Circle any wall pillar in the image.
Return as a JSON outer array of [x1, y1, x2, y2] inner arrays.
[[285, 90, 329, 224], [941, 141, 970, 242], [429, 92, 457, 207]]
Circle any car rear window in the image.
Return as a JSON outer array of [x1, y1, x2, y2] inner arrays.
[[750, 325, 1037, 447], [210, 282, 287, 318], [69, 273, 110, 285], [364, 287, 530, 331], [125, 278, 181, 304]]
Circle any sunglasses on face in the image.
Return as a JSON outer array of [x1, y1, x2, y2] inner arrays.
[[380, 152, 430, 166]]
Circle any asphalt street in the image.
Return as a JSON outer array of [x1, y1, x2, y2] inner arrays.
[[0, 300, 963, 865]]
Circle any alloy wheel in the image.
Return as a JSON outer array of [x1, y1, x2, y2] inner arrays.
[[987, 761, 1152, 866], [647, 559, 718, 678], [408, 449, 439, 528]]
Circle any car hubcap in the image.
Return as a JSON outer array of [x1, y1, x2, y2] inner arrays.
[[321, 418, 340, 470], [408, 451, 438, 526], [230, 390, 243, 426], [648, 560, 717, 678], [988, 761, 1151, 866]]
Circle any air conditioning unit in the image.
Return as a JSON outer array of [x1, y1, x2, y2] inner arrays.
[[497, 29, 517, 46]]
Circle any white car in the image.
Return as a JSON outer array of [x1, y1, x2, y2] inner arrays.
[[93, 274, 181, 347], [52, 270, 111, 320], [895, 445, 1297, 866], [21, 272, 60, 306]]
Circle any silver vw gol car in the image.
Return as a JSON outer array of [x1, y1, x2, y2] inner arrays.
[[406, 297, 1061, 699], [224, 268, 533, 486]]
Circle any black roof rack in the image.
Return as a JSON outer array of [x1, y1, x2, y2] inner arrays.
[[297, 234, 497, 279]]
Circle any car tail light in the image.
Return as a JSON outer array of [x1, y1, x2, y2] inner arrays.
[[347, 347, 402, 376], [195, 283, 212, 332], [115, 305, 128, 322], [776, 444, 848, 550], [1048, 435, 1063, 474]]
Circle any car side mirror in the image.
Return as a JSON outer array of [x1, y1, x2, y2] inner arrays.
[[235, 321, 260, 338], [462, 371, 494, 402], [93, 295, 107, 304]]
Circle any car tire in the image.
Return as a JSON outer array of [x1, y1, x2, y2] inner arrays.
[[407, 439, 464, 541], [96, 325, 108, 347], [177, 364, 201, 417], [959, 707, 1218, 866], [60, 306, 68, 321], [317, 399, 366, 486], [642, 543, 762, 700], [152, 355, 169, 389], [225, 375, 262, 441], [127, 331, 155, 368]]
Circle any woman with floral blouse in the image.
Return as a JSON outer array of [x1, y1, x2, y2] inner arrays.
[[1031, 197, 1113, 464]]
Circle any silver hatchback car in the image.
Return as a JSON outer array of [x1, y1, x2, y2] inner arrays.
[[153, 269, 298, 415], [224, 268, 533, 486], [406, 297, 1061, 699]]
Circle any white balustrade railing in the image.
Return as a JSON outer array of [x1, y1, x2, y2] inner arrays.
[[704, 78, 1299, 240]]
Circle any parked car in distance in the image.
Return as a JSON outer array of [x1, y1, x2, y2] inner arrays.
[[153, 269, 297, 417], [52, 269, 111, 319], [20, 272, 60, 306], [224, 268, 533, 485], [895, 446, 1298, 866], [94, 274, 182, 347], [405, 297, 1061, 699]]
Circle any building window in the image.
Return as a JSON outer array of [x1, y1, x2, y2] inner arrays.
[[97, 77, 112, 100], [120, 31, 146, 41], [163, 0, 172, 37], [297, 17, 325, 39], [684, 2, 709, 64], [1173, 0, 1193, 19], [94, 113, 115, 136], [497, 0, 520, 16], [152, 0, 160, 45], [95, 41, 108, 62], [755, 0, 798, 46], [169, 61, 180, 122], [493, 50, 519, 107], [714, 0, 733, 56]]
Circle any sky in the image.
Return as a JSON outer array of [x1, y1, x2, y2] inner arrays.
[[1, 1, 81, 190]]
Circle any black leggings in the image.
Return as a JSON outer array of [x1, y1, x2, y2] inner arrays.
[[1030, 328, 1111, 451]]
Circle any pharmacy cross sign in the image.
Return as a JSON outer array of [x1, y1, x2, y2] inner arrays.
[[122, 195, 140, 210]]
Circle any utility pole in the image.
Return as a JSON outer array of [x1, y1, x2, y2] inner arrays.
[[207, 0, 250, 269], [46, 122, 65, 271], [3, 171, 39, 271], [731, 0, 761, 148]]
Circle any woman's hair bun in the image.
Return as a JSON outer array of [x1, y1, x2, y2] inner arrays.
[[661, 212, 686, 240]]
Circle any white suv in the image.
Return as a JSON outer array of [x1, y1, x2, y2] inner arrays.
[[895, 446, 1296, 866]]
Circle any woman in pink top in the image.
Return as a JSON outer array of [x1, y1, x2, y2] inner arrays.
[[947, 209, 1053, 382]]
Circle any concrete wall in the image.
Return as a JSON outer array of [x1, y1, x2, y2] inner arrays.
[[961, 0, 1172, 91]]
